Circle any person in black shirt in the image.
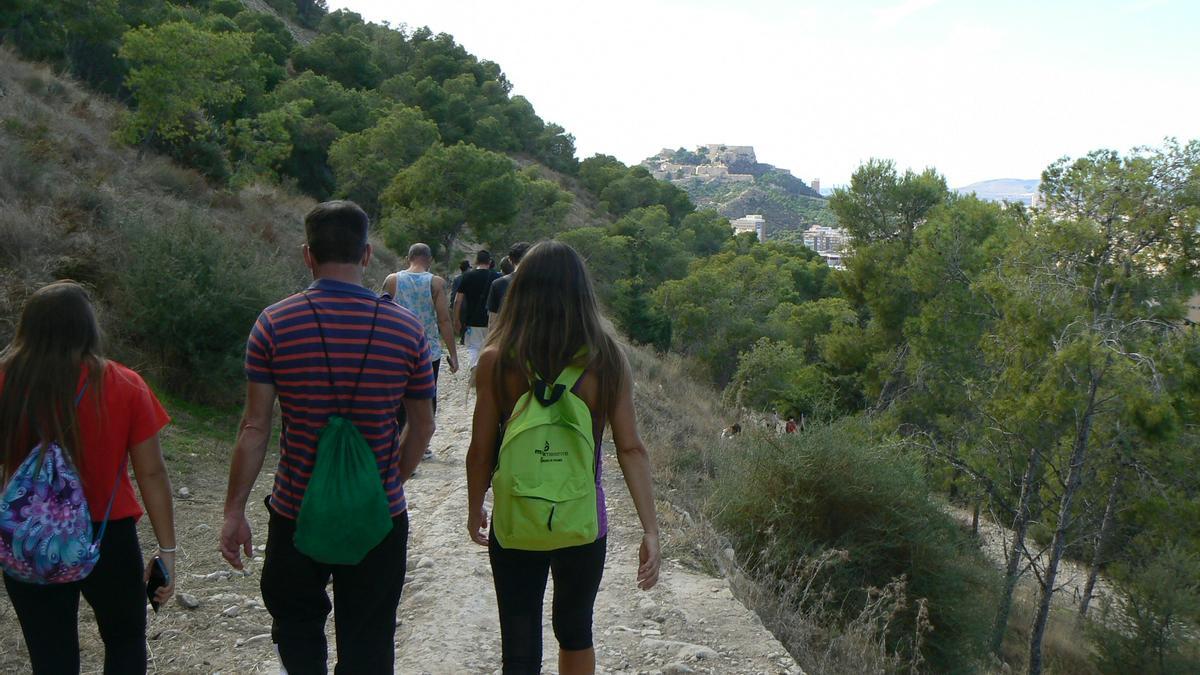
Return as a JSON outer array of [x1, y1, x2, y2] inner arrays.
[[486, 242, 531, 326], [449, 259, 470, 312], [455, 250, 500, 373]]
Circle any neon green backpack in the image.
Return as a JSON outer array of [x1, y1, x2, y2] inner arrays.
[[293, 296, 393, 565], [492, 360, 598, 551]]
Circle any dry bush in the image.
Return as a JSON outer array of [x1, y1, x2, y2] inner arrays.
[[622, 340, 936, 673], [622, 344, 727, 486]]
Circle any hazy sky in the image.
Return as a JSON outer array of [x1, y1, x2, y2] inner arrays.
[[328, 0, 1200, 186]]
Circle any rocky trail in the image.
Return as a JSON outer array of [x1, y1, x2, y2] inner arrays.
[[0, 370, 800, 674]]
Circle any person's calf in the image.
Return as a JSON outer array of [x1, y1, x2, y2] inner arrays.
[[559, 646, 596, 675]]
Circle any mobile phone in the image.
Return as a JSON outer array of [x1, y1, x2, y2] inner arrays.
[[146, 556, 170, 612]]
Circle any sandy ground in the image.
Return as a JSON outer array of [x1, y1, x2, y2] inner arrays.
[[0, 369, 801, 674]]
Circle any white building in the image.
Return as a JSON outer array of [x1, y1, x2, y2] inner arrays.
[[731, 214, 767, 242], [802, 225, 847, 254], [802, 225, 849, 269], [695, 164, 730, 178], [818, 252, 845, 269]]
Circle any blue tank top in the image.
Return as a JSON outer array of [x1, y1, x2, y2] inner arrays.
[[392, 270, 441, 360]]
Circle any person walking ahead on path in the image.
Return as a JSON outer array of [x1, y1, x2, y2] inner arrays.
[[450, 259, 470, 314], [455, 249, 500, 374], [220, 201, 436, 675], [486, 241, 531, 326], [384, 243, 460, 459], [466, 241, 661, 675], [0, 281, 176, 674]]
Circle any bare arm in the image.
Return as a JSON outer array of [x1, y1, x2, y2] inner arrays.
[[465, 348, 501, 545], [382, 273, 397, 299], [220, 381, 276, 570], [431, 276, 459, 373], [610, 355, 661, 589], [130, 432, 176, 603], [454, 291, 466, 335], [398, 396, 434, 481]]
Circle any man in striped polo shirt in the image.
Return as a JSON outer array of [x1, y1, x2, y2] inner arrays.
[[220, 201, 435, 674]]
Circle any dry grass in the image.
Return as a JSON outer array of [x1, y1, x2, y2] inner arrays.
[[0, 48, 399, 355], [997, 583, 1102, 675], [622, 341, 926, 674]]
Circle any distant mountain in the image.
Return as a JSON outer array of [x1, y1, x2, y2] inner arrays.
[[641, 145, 833, 239], [955, 178, 1040, 206]]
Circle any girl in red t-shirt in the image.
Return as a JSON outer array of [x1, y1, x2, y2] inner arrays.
[[0, 281, 177, 673]]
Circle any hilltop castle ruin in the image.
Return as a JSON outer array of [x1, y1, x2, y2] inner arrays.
[[648, 145, 760, 182]]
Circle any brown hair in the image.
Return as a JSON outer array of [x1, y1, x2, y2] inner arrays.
[[0, 281, 106, 479], [486, 241, 626, 415]]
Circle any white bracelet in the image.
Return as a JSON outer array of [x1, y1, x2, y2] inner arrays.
[[158, 546, 177, 553]]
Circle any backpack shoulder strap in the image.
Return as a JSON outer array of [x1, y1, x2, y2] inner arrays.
[[529, 349, 589, 407], [92, 454, 129, 543], [301, 293, 382, 416], [347, 299, 382, 403], [554, 347, 590, 393], [553, 363, 587, 393], [302, 292, 341, 413], [34, 382, 91, 475]]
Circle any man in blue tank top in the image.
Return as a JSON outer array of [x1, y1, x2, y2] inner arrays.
[[383, 243, 460, 458]]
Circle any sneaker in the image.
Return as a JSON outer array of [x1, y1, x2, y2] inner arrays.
[[423, 448, 434, 460]]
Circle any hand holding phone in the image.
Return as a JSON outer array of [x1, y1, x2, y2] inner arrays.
[[146, 556, 170, 612]]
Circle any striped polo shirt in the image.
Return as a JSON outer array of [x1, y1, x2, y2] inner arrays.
[[245, 278, 436, 519]]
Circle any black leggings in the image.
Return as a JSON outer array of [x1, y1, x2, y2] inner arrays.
[[488, 532, 606, 674], [3, 517, 147, 674]]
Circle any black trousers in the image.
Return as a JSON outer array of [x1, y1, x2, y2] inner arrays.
[[488, 533, 607, 674], [3, 517, 147, 674], [260, 499, 409, 675]]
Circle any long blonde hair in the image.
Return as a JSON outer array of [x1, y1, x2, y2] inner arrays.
[[486, 241, 625, 415]]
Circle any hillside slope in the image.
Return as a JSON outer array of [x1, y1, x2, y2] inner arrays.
[[0, 48, 804, 674], [239, 0, 317, 43], [641, 147, 834, 238]]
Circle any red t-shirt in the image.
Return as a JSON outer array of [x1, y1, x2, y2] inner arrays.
[[77, 362, 171, 521], [2, 361, 170, 521]]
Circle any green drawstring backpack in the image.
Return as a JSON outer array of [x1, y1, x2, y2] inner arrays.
[[293, 295, 394, 565], [492, 356, 599, 551]]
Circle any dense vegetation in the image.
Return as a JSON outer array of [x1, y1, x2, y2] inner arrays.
[[0, 0, 735, 350], [2, 1, 1198, 672], [660, 150, 1200, 673]]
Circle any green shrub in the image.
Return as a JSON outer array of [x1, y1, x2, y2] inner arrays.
[[1091, 547, 1200, 674], [710, 418, 998, 672], [116, 215, 302, 401]]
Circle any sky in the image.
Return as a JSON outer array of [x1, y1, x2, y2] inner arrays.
[[327, 0, 1200, 187]]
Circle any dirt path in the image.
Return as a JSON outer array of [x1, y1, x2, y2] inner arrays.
[[947, 506, 1116, 614], [0, 370, 801, 674]]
